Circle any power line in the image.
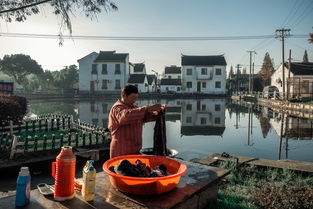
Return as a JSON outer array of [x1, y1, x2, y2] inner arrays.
[[0, 32, 308, 41], [0, 0, 52, 14]]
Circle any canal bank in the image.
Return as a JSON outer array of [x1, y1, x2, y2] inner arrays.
[[258, 98, 313, 119]]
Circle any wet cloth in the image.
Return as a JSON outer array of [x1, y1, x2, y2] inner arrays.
[[108, 100, 156, 158], [153, 110, 168, 156]]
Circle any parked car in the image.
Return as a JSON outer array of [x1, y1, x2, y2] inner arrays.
[[263, 86, 279, 98]]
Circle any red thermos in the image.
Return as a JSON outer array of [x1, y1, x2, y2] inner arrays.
[[52, 146, 76, 201]]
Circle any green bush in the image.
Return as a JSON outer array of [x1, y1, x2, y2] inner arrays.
[[0, 95, 28, 122]]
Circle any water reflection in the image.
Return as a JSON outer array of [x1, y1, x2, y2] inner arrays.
[[28, 98, 313, 162], [180, 99, 225, 136]]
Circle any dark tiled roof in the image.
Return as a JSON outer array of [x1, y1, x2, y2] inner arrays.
[[290, 62, 313, 75], [181, 55, 227, 66], [165, 66, 181, 74], [134, 63, 145, 72], [128, 74, 146, 84], [147, 74, 156, 85], [181, 126, 225, 136], [94, 51, 128, 62], [160, 78, 181, 85]]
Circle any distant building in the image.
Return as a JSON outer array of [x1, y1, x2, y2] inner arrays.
[[146, 74, 157, 92], [271, 62, 313, 98], [164, 66, 181, 79], [78, 51, 129, 93], [181, 55, 227, 94], [160, 78, 181, 93], [127, 74, 148, 93], [130, 63, 146, 74]]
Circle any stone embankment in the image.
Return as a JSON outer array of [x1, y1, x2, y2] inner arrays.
[[258, 98, 313, 119]]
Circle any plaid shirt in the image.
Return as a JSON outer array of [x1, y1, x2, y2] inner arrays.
[[108, 100, 156, 158]]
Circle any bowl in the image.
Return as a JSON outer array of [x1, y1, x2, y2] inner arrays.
[[102, 155, 187, 195]]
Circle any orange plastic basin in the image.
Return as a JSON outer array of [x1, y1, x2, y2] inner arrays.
[[102, 155, 187, 195]]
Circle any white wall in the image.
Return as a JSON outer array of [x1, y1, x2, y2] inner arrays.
[[78, 52, 98, 91], [181, 65, 226, 94], [160, 85, 181, 93]]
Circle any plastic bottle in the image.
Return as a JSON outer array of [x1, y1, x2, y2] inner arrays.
[[52, 146, 76, 201], [82, 160, 96, 201], [15, 167, 31, 207]]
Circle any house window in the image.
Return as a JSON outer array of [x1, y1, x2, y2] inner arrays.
[[215, 117, 221, 124], [187, 82, 192, 88], [166, 87, 169, 91], [197, 101, 201, 111], [102, 80, 108, 89], [186, 104, 192, 111], [102, 104, 108, 113], [178, 75, 181, 79], [215, 104, 221, 111], [201, 104, 206, 111], [202, 82, 206, 88], [201, 117, 207, 125], [115, 80, 121, 89], [91, 64, 98, 74], [115, 64, 121, 74], [168, 75, 172, 79], [102, 64, 108, 74], [177, 87, 180, 91], [186, 117, 192, 123], [216, 68, 222, 75], [215, 81, 221, 88], [201, 68, 207, 75], [187, 68, 192, 75]]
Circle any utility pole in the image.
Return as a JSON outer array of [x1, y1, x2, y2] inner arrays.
[[252, 62, 254, 92], [287, 49, 292, 100], [247, 51, 257, 94], [236, 64, 242, 93], [276, 28, 290, 100]]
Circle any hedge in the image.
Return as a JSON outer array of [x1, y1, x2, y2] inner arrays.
[[0, 95, 28, 123]]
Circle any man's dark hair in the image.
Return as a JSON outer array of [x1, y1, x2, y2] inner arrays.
[[122, 85, 138, 96]]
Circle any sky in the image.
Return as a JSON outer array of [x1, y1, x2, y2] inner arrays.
[[0, 0, 312, 76]]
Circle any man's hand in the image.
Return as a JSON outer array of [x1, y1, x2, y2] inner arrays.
[[147, 104, 162, 113]]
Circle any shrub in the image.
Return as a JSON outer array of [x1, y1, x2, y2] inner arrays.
[[0, 95, 28, 123]]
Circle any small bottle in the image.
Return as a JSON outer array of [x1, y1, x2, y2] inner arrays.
[[82, 160, 96, 201], [15, 167, 31, 207]]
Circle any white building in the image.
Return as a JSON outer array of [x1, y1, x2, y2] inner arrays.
[[180, 99, 226, 136], [127, 74, 149, 93], [271, 62, 313, 98], [163, 66, 181, 79], [181, 55, 227, 94], [160, 78, 181, 93], [147, 74, 157, 92], [78, 51, 129, 93]]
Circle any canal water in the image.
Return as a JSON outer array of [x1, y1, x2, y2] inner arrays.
[[28, 98, 313, 163]]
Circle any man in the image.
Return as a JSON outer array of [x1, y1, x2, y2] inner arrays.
[[108, 85, 163, 158]]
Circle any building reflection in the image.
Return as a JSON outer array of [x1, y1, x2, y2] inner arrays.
[[78, 98, 226, 138], [180, 99, 226, 136]]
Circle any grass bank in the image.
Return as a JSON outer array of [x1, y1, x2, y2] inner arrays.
[[210, 161, 313, 209]]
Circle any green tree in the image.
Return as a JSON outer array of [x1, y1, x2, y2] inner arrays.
[[0, 0, 118, 44], [258, 52, 275, 87], [303, 50, 309, 63], [53, 65, 78, 90], [0, 54, 43, 86]]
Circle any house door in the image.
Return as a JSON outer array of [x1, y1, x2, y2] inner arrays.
[[90, 81, 95, 92], [197, 82, 201, 92]]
